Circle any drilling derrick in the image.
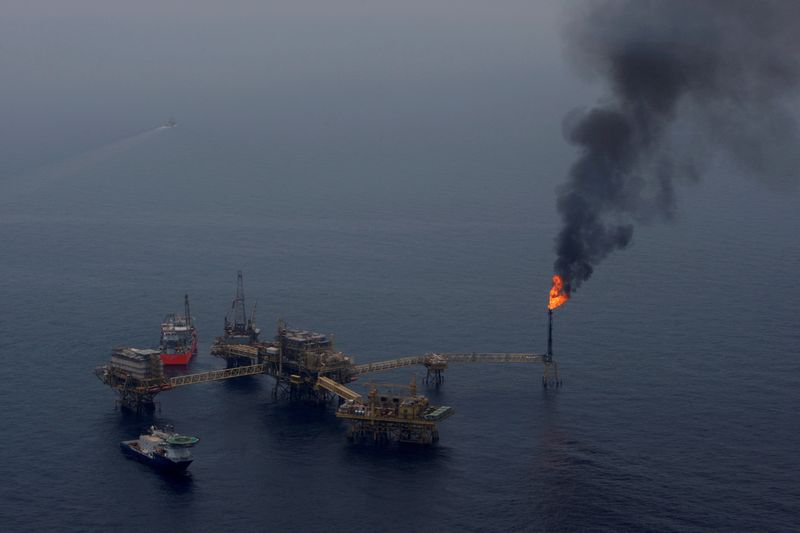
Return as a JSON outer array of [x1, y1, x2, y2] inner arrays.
[[226, 270, 248, 334], [215, 271, 260, 350]]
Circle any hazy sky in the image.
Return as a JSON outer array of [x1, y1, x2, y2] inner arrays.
[[1, 1, 587, 177]]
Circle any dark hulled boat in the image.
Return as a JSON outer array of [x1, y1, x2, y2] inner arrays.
[[120, 425, 199, 472]]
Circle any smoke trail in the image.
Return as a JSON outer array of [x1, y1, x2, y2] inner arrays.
[[554, 0, 800, 295]]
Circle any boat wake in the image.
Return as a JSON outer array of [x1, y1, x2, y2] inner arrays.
[[0, 123, 175, 204]]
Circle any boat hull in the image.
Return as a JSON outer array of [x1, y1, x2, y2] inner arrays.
[[120, 441, 193, 472], [160, 332, 198, 365]]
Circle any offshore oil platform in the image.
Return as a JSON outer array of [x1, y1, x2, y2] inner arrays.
[[95, 271, 562, 445]]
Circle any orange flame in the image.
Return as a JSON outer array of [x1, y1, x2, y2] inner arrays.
[[548, 275, 569, 310]]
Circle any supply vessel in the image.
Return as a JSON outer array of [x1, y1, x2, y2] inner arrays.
[[159, 294, 197, 365], [120, 425, 199, 472]]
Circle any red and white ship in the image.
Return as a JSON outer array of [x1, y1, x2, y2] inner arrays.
[[159, 295, 198, 365]]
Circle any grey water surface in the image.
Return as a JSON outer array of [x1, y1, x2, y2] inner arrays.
[[1, 2, 798, 531]]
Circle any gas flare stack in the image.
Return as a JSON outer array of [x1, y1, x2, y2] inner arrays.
[[547, 309, 553, 362], [542, 309, 561, 388], [544, 275, 567, 388]]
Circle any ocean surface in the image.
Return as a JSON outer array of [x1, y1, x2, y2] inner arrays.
[[0, 119, 797, 532]]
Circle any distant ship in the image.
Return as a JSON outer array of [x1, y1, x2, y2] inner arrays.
[[120, 425, 199, 472], [162, 118, 177, 128], [159, 294, 198, 365]]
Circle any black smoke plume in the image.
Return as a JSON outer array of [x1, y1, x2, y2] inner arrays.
[[555, 0, 800, 295]]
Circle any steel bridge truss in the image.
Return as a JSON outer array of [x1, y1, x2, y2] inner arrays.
[[351, 352, 559, 387], [97, 348, 561, 412]]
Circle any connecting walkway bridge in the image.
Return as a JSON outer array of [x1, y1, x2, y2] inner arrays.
[[97, 350, 556, 411], [168, 364, 267, 387], [158, 352, 544, 398], [351, 352, 544, 375], [163, 352, 547, 390], [316, 376, 362, 401]]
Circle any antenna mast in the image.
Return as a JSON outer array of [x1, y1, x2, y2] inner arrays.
[[184, 294, 192, 328]]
